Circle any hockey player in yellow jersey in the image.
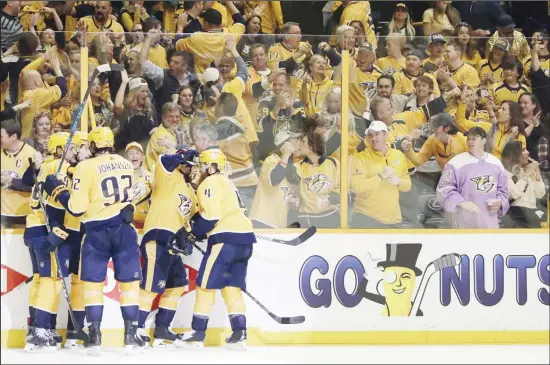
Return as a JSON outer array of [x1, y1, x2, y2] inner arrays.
[[23, 132, 77, 352], [180, 148, 256, 350], [43, 127, 145, 355], [137, 148, 199, 347]]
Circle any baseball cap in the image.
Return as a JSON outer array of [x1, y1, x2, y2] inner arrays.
[[365, 120, 388, 134], [128, 77, 148, 92], [493, 38, 510, 52], [203, 67, 220, 84], [395, 3, 408, 11], [201, 8, 222, 26], [125, 141, 144, 154], [497, 14, 516, 29], [465, 126, 488, 139], [428, 33, 447, 45], [407, 49, 425, 61]]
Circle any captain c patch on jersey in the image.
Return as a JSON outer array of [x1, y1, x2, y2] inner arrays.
[[470, 175, 497, 194], [303, 174, 332, 193]]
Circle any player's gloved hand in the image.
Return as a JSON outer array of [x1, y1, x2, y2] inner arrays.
[[66, 162, 78, 179], [120, 204, 135, 224], [167, 227, 194, 256], [46, 227, 68, 252], [176, 148, 199, 167], [44, 175, 68, 201]]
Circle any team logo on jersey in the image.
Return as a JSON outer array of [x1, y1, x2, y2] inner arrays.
[[470, 175, 497, 194], [359, 81, 377, 99], [0, 170, 19, 187], [157, 280, 166, 289], [281, 186, 299, 204], [303, 174, 332, 193], [178, 194, 192, 216]]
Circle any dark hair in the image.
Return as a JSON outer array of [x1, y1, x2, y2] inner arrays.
[[171, 51, 192, 67], [454, 22, 477, 60], [143, 17, 162, 33], [502, 56, 523, 77], [502, 101, 527, 137], [0, 119, 22, 139], [303, 127, 325, 157], [18, 33, 39, 56], [246, 15, 262, 34], [217, 92, 238, 116], [183, 1, 199, 11], [501, 141, 523, 172], [377, 74, 395, 88], [413, 75, 434, 91], [177, 84, 198, 111], [519, 93, 542, 118]]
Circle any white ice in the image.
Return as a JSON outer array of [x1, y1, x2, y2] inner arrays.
[[1, 345, 549, 364]]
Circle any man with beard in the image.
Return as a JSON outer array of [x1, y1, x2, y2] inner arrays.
[[393, 49, 441, 98], [77, 1, 125, 46]]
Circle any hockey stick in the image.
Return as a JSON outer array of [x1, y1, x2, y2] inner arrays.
[[408, 253, 462, 317], [55, 64, 126, 177], [28, 158, 90, 345], [255, 226, 317, 246], [171, 236, 305, 324]]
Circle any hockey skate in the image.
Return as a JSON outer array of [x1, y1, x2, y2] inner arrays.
[[124, 321, 146, 355], [84, 322, 102, 356], [151, 325, 185, 348], [24, 327, 57, 353], [64, 330, 83, 349], [50, 330, 62, 349], [137, 327, 151, 347], [225, 330, 247, 351], [179, 330, 206, 348]]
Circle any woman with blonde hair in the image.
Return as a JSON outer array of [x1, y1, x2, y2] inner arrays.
[[423, 1, 461, 36], [301, 54, 334, 118], [388, 3, 416, 44], [500, 141, 545, 228], [114, 75, 158, 151]]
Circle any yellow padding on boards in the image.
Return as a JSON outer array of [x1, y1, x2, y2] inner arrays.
[[139, 289, 158, 312], [28, 274, 40, 308], [158, 287, 185, 311], [34, 278, 62, 313], [221, 286, 245, 314], [193, 287, 216, 316], [70, 274, 85, 311], [119, 281, 140, 306], [83, 282, 104, 307]]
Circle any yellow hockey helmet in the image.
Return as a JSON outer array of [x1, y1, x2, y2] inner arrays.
[[199, 148, 227, 171], [73, 131, 88, 147], [47, 132, 70, 155], [88, 127, 114, 149]]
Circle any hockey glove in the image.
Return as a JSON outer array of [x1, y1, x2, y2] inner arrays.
[[44, 175, 68, 201], [176, 149, 199, 167], [46, 227, 68, 252], [167, 227, 194, 256], [120, 204, 135, 224]]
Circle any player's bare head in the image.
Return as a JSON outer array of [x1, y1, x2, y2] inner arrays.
[[192, 122, 218, 152], [215, 92, 238, 119], [22, 70, 43, 90], [0, 119, 21, 149]]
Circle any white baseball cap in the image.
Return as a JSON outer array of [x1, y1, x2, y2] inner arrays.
[[128, 77, 148, 91], [365, 120, 388, 134], [203, 68, 220, 84]]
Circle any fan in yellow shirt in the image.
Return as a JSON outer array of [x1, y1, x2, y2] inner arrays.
[[267, 22, 313, 73], [455, 23, 483, 69], [375, 33, 406, 75], [478, 39, 509, 87], [124, 142, 151, 229], [145, 103, 181, 171], [300, 55, 334, 118], [334, 1, 377, 49], [243, 1, 283, 34], [491, 58, 530, 105], [175, 7, 245, 77], [393, 49, 441, 97], [350, 121, 411, 228], [77, 1, 125, 46]]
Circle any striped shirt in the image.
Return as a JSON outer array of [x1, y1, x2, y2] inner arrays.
[[0, 10, 23, 51]]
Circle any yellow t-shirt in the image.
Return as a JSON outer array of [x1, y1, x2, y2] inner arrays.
[[20, 85, 62, 139]]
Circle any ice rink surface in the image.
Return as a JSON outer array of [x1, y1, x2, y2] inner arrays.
[[1, 345, 549, 364]]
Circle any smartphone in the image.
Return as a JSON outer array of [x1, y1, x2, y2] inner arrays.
[[536, 34, 544, 45], [477, 89, 490, 98]]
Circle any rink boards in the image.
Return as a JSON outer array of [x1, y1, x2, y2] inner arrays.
[[1, 229, 549, 347]]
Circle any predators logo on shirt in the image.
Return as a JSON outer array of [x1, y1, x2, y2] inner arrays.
[[359, 81, 378, 99], [178, 194, 193, 216], [470, 175, 496, 194], [303, 174, 332, 193], [281, 186, 299, 204]]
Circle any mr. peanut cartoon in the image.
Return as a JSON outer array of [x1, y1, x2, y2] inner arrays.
[[357, 244, 461, 317]]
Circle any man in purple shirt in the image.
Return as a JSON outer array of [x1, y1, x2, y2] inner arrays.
[[437, 127, 509, 228]]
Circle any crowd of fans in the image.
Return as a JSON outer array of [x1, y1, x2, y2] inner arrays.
[[1, 0, 549, 230]]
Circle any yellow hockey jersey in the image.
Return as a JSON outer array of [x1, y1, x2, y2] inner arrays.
[[1, 143, 37, 219]]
